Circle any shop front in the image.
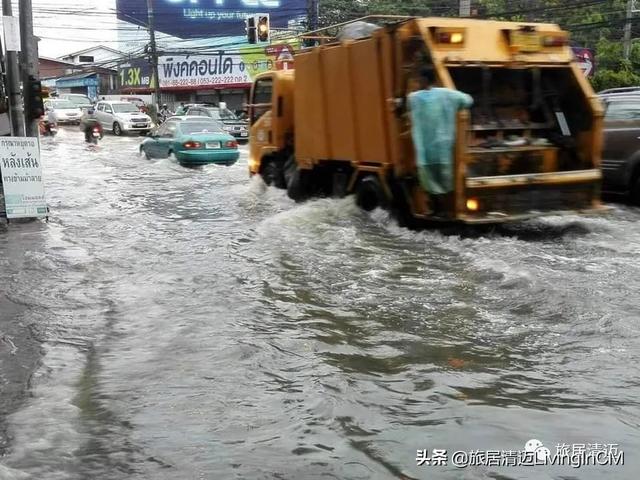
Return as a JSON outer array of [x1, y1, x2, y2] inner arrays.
[[118, 42, 296, 112]]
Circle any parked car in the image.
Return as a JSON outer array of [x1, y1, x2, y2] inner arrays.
[[60, 94, 93, 111], [119, 96, 148, 112], [44, 99, 83, 125], [94, 101, 153, 136], [600, 92, 640, 203], [139, 116, 240, 166], [182, 105, 249, 140]]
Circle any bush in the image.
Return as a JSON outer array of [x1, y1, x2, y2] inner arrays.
[[592, 68, 640, 92]]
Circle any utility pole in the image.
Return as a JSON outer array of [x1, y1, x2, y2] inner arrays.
[[624, 0, 635, 61], [3, 0, 25, 136], [459, 0, 471, 17], [146, 0, 162, 113], [308, 0, 319, 31], [19, 0, 38, 137]]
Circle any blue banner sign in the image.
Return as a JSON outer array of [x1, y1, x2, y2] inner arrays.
[[117, 0, 306, 39]]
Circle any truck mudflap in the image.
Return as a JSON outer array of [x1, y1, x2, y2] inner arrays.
[[459, 169, 604, 224]]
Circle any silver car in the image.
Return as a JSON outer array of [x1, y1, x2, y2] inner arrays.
[[45, 99, 83, 125], [95, 101, 153, 136]]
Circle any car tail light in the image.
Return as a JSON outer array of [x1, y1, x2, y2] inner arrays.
[[225, 140, 238, 149], [92, 126, 100, 132], [183, 141, 202, 149]]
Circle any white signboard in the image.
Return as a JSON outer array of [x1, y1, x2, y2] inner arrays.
[[0, 137, 47, 219], [159, 53, 254, 89], [2, 16, 21, 52]]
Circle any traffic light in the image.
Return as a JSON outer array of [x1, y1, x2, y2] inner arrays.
[[246, 15, 257, 44], [257, 14, 270, 44], [26, 75, 45, 120]]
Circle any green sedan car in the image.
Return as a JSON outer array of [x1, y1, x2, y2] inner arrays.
[[140, 117, 240, 166]]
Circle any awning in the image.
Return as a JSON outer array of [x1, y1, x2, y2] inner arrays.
[[56, 72, 98, 88]]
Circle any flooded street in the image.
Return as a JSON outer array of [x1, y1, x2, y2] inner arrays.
[[1, 127, 640, 479]]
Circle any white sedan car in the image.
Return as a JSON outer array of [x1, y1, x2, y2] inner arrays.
[[44, 99, 83, 125]]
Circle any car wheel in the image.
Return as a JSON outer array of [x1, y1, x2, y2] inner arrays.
[[113, 122, 122, 136], [140, 147, 150, 160]]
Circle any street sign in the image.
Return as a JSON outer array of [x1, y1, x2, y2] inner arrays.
[[0, 138, 47, 219], [2, 16, 21, 52], [572, 47, 595, 78]]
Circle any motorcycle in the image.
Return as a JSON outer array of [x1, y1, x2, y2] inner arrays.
[[84, 123, 104, 145], [39, 118, 58, 137]]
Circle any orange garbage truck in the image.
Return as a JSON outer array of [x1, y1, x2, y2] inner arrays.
[[248, 17, 605, 225]]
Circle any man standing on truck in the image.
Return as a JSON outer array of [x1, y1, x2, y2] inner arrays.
[[408, 67, 473, 215]]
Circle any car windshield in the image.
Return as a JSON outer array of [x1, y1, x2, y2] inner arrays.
[[66, 96, 92, 105], [113, 103, 140, 113], [51, 101, 76, 109], [179, 122, 224, 135], [204, 108, 238, 121]]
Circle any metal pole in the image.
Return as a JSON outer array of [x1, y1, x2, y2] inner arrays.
[[624, 0, 634, 61], [3, 0, 25, 136], [459, 0, 471, 17], [146, 0, 162, 112], [19, 0, 38, 137]]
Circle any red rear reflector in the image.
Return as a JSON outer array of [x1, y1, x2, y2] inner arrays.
[[183, 141, 202, 149], [543, 35, 568, 47]]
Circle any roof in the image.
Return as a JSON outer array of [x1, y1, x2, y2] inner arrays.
[[96, 100, 135, 104], [59, 45, 124, 59], [57, 71, 97, 81], [39, 56, 76, 66], [598, 87, 640, 95], [599, 93, 640, 100]]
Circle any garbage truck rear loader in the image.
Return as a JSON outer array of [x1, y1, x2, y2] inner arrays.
[[248, 18, 605, 225]]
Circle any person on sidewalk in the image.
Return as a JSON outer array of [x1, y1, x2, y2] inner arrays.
[[408, 67, 473, 215]]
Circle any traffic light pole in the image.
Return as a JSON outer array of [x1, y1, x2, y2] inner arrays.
[[19, 0, 39, 137], [146, 0, 162, 113], [3, 0, 25, 136]]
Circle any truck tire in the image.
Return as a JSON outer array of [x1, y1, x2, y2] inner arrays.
[[113, 122, 122, 136], [287, 167, 311, 202], [631, 175, 640, 206], [356, 175, 389, 212], [262, 160, 286, 189]]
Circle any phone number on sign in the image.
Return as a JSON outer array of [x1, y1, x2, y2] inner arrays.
[[163, 76, 248, 87]]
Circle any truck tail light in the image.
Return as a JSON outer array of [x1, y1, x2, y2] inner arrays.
[[543, 35, 569, 47], [435, 30, 465, 45], [466, 198, 480, 212], [183, 141, 202, 149]]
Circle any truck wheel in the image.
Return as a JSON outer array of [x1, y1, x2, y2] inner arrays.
[[262, 160, 286, 189], [356, 175, 389, 212], [287, 167, 311, 202], [113, 122, 122, 136], [631, 175, 640, 205]]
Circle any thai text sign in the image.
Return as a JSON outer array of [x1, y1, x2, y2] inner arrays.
[[160, 53, 253, 88], [0, 138, 47, 219]]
